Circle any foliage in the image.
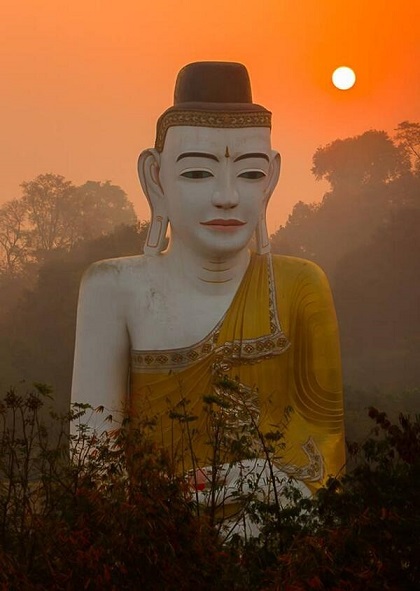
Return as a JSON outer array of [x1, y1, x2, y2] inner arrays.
[[0, 387, 233, 590], [269, 201, 320, 258], [245, 406, 420, 590], [311, 130, 410, 191], [394, 120, 420, 173], [1, 387, 420, 590], [166, 374, 296, 540], [21, 173, 75, 252], [0, 199, 29, 276], [0, 173, 137, 273], [71, 180, 139, 242]]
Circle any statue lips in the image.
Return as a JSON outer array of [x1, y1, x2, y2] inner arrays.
[[200, 219, 246, 232]]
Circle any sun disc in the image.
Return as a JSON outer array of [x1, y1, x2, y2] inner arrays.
[[332, 66, 356, 90]]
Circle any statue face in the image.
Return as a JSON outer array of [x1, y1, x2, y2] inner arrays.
[[158, 126, 275, 257]]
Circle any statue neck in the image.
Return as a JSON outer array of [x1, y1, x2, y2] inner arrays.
[[163, 239, 251, 296]]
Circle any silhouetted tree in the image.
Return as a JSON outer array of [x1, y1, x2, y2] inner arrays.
[[0, 199, 29, 275], [394, 120, 420, 173], [311, 130, 410, 191], [71, 180, 138, 241], [21, 174, 75, 252], [270, 201, 320, 259], [272, 128, 417, 276], [0, 174, 138, 268]]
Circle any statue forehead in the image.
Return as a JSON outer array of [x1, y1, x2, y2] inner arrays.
[[161, 126, 272, 155]]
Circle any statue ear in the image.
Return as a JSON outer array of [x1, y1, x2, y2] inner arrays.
[[137, 149, 169, 256], [266, 151, 281, 199], [255, 151, 281, 255]]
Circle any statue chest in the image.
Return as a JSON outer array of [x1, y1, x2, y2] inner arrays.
[[125, 285, 233, 351]]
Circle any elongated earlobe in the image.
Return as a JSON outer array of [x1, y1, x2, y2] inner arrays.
[[138, 149, 169, 256], [255, 151, 281, 255], [255, 209, 271, 254], [144, 212, 169, 255]]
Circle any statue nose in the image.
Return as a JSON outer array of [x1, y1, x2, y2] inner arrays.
[[211, 173, 239, 208], [212, 193, 239, 209]]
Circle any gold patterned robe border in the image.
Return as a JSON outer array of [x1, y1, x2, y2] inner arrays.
[[213, 334, 291, 371], [131, 333, 290, 372], [131, 329, 221, 372], [155, 110, 272, 152], [280, 437, 324, 483]]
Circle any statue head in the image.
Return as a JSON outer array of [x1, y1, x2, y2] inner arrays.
[[138, 61, 280, 256]]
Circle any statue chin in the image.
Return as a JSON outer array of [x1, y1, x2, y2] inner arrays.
[[169, 224, 256, 260]]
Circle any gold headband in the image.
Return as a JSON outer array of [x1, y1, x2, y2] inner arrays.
[[155, 109, 272, 153]]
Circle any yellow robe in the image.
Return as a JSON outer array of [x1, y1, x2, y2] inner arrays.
[[130, 253, 345, 492]]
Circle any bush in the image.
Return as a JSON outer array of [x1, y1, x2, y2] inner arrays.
[[0, 386, 235, 590], [1, 386, 419, 590], [240, 406, 420, 590]]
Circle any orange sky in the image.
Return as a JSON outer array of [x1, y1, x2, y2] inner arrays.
[[1, 0, 419, 232]]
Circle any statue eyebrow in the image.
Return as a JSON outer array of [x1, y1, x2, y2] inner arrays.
[[176, 152, 219, 162], [233, 152, 270, 162]]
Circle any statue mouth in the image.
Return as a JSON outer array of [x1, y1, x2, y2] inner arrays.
[[200, 219, 246, 227]]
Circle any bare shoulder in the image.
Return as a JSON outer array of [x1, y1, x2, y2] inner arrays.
[[83, 254, 142, 280], [81, 254, 158, 290], [78, 255, 167, 321]]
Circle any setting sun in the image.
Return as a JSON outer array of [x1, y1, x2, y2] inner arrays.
[[332, 66, 356, 90]]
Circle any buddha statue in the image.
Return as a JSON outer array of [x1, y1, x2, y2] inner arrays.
[[71, 62, 345, 519]]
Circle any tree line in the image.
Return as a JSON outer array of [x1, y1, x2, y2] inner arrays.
[[0, 121, 419, 436], [0, 174, 137, 275]]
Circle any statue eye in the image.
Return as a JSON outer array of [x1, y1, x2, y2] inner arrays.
[[181, 170, 214, 179], [238, 170, 266, 180]]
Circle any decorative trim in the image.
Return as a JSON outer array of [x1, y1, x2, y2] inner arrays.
[[143, 214, 169, 256], [280, 437, 325, 483], [131, 328, 221, 372], [212, 256, 290, 371], [155, 110, 272, 152]]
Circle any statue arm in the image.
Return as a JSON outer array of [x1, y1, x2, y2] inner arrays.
[[71, 261, 130, 433], [285, 258, 345, 485], [298, 262, 345, 479]]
